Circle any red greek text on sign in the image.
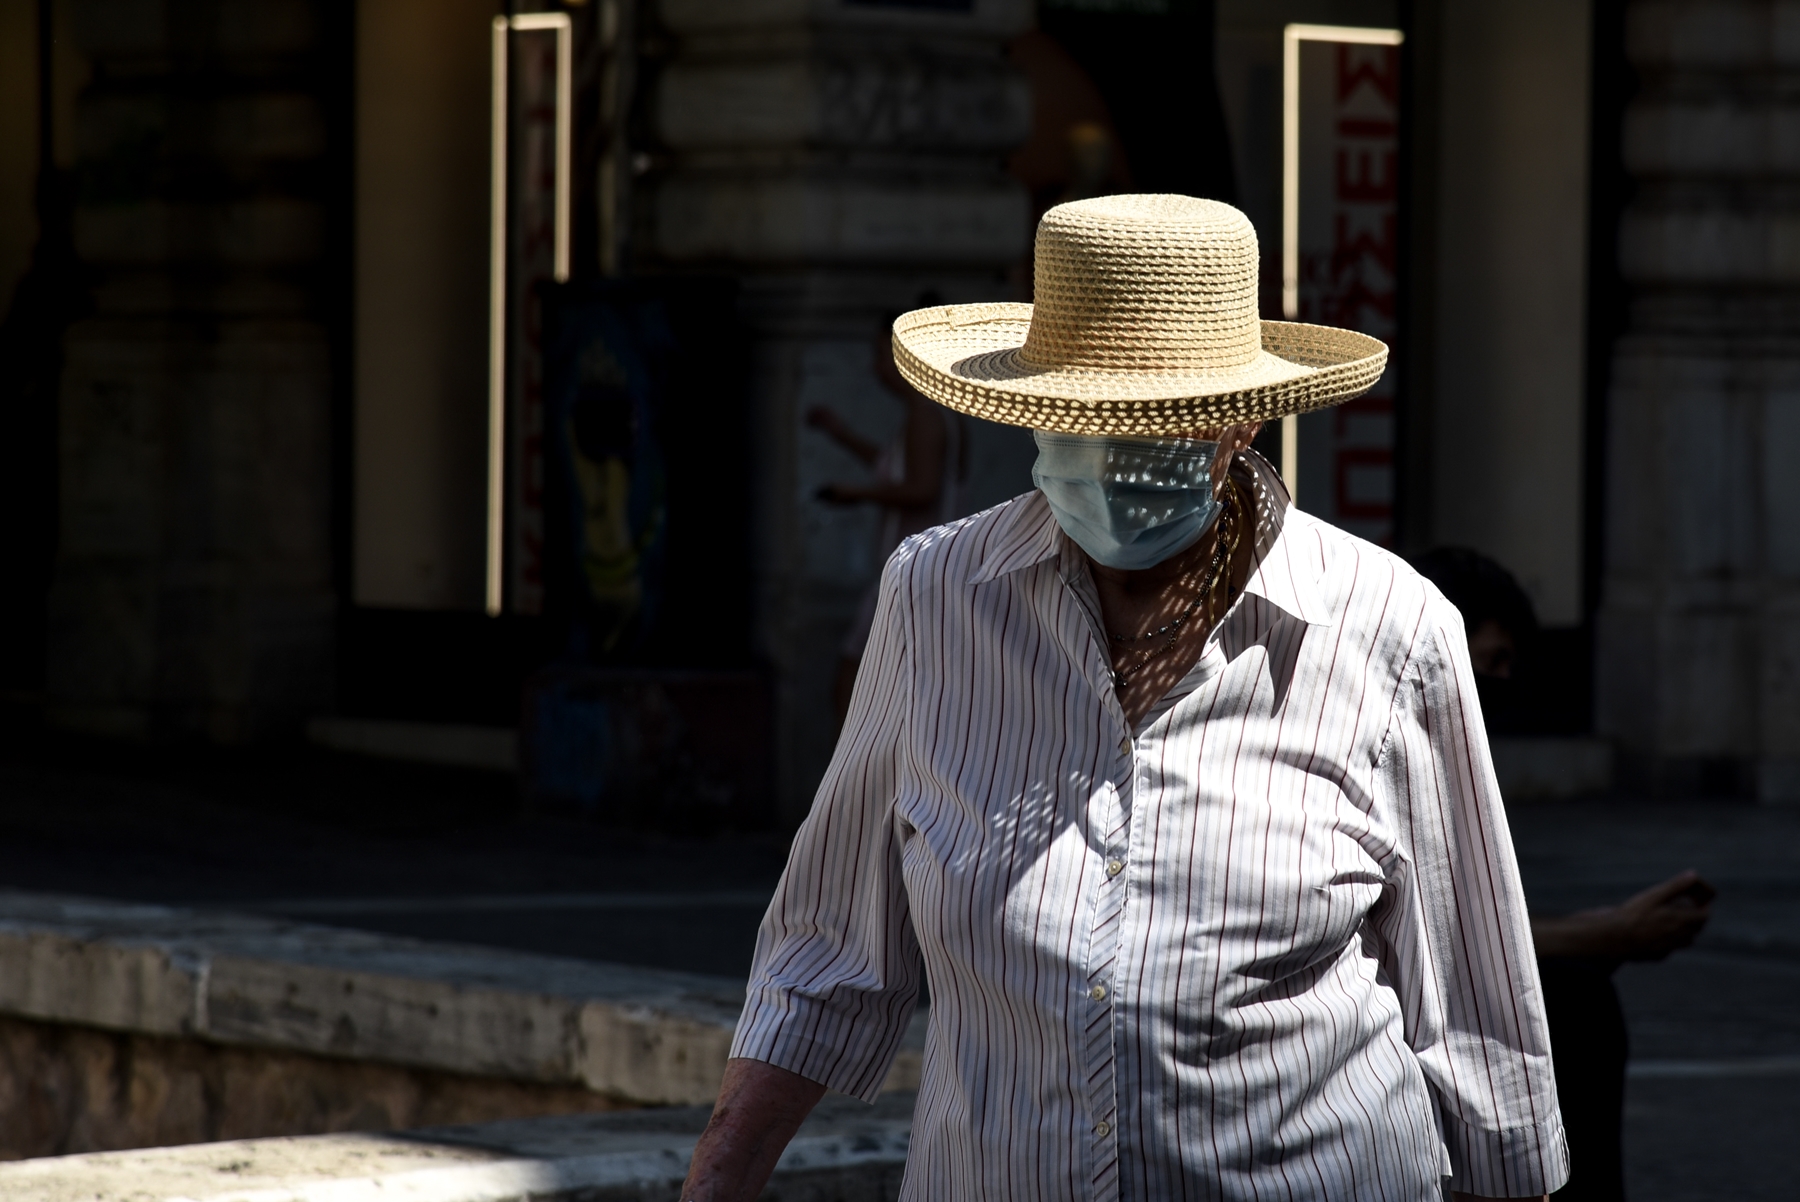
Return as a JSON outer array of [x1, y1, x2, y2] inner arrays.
[[1327, 44, 1399, 533]]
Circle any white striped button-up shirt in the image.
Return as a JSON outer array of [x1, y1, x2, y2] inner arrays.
[[733, 452, 1567, 1201]]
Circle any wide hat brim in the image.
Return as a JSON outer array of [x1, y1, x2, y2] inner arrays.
[[892, 302, 1389, 435]]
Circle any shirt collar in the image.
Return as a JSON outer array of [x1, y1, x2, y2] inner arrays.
[[966, 490, 1062, 585], [1234, 452, 1334, 627], [965, 449, 1334, 628]]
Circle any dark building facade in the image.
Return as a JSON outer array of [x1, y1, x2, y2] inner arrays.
[[3, 0, 1796, 809]]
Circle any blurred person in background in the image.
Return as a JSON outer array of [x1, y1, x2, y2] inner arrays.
[[807, 306, 968, 725], [1414, 548, 1715, 1202]]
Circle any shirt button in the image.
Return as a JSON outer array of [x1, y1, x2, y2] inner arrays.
[[1106, 859, 1125, 877], [1095, 1120, 1111, 1137], [1089, 983, 1108, 1000], [1119, 736, 1131, 755]]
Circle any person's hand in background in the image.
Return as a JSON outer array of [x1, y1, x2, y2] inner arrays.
[[804, 405, 881, 466], [1531, 870, 1715, 962]]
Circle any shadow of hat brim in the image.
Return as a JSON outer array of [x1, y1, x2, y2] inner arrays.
[[892, 303, 1389, 435]]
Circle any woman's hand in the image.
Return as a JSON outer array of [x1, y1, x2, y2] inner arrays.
[[1532, 870, 1714, 962]]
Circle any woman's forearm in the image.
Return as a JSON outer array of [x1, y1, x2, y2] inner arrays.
[[1530, 912, 1613, 959], [680, 1058, 828, 1202]]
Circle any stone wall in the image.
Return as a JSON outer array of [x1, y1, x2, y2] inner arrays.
[[47, 0, 337, 742], [0, 892, 924, 1158], [1598, 0, 1800, 798], [0, 1012, 625, 1162], [646, 0, 1035, 815]]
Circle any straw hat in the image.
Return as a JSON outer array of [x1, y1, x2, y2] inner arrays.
[[891, 194, 1388, 435]]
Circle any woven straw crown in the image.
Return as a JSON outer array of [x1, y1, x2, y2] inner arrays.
[[892, 194, 1388, 436]]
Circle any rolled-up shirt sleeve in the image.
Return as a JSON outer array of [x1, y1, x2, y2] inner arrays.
[[1372, 593, 1570, 1198], [729, 547, 922, 1101]]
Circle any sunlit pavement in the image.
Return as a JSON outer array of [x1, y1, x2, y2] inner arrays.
[[1510, 801, 1800, 1202]]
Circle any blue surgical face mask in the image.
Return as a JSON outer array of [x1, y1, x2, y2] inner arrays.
[[1031, 431, 1224, 570]]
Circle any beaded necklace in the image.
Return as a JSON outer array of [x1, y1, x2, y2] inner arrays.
[[1106, 481, 1245, 693]]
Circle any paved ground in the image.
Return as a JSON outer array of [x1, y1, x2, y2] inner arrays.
[[0, 729, 1795, 1197], [1509, 800, 1800, 1202], [0, 732, 787, 977]]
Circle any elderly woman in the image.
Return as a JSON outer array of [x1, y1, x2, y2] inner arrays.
[[683, 196, 1567, 1202]]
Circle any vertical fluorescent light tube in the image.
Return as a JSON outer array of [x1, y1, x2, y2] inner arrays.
[[485, 15, 510, 617], [1279, 418, 1300, 500], [486, 13, 570, 616], [1278, 23, 1404, 505], [554, 17, 572, 281], [1281, 26, 1302, 326], [1280, 26, 1302, 500]]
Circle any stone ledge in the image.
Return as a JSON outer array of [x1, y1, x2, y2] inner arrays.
[[0, 1093, 916, 1202], [0, 893, 927, 1109]]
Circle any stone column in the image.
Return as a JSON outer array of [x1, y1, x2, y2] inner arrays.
[[1598, 0, 1800, 798], [48, 1, 336, 741], [648, 0, 1033, 817]]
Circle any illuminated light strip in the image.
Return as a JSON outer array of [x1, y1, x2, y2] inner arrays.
[[486, 12, 572, 617], [486, 17, 509, 617], [1279, 22, 1403, 504]]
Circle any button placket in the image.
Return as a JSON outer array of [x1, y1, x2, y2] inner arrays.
[[1106, 730, 1132, 886], [1089, 726, 1163, 1198], [1083, 743, 1129, 1202]]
